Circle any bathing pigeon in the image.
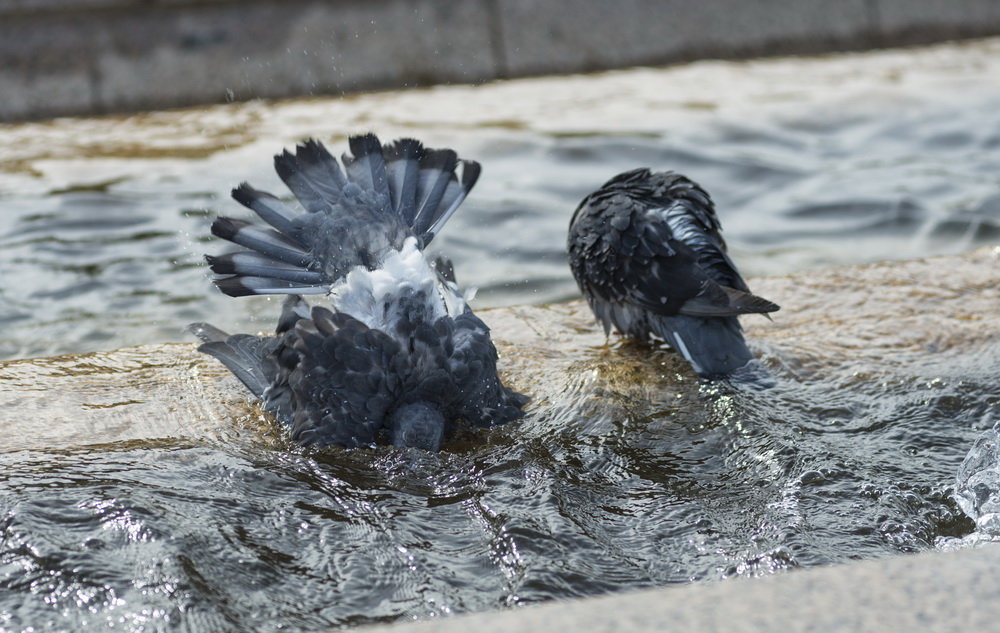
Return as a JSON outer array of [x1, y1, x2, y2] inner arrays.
[[568, 168, 779, 377], [191, 134, 528, 450]]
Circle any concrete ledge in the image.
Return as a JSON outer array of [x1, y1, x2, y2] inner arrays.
[[4, 0, 1000, 122], [359, 544, 1000, 633], [0, 0, 496, 121], [494, 0, 877, 76]]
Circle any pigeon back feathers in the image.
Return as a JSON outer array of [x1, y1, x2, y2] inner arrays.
[[569, 168, 779, 377]]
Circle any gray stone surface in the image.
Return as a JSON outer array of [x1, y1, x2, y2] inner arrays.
[[0, 15, 99, 120], [2, 0, 132, 13], [357, 544, 1000, 633], [0, 0, 233, 13], [494, 0, 875, 76], [93, 0, 495, 112], [0, 0, 497, 120], [4, 0, 1000, 121], [876, 0, 1000, 40]]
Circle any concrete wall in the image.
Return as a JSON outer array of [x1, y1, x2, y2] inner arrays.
[[3, 0, 1000, 121], [360, 543, 1000, 633]]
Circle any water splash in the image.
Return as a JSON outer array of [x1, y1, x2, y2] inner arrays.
[[938, 423, 1000, 551]]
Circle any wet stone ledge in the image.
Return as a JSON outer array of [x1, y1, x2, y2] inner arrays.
[[4, 0, 1000, 121], [1, 246, 997, 456], [0, 245, 997, 630], [360, 543, 1000, 633]]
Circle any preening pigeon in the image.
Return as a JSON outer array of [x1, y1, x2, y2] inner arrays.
[[191, 134, 528, 450], [568, 168, 779, 377]]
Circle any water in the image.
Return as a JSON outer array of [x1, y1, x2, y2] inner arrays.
[[938, 423, 1000, 550], [2, 39, 1000, 360], [0, 298, 994, 632], [1, 38, 999, 632]]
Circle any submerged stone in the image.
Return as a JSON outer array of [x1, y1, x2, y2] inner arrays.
[[0, 246, 995, 452]]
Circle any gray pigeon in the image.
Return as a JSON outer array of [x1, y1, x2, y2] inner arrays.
[[190, 134, 528, 450], [568, 168, 779, 377]]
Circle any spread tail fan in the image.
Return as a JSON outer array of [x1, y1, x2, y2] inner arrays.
[[208, 134, 480, 298]]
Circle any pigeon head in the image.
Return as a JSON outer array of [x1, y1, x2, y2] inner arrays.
[[388, 402, 447, 451]]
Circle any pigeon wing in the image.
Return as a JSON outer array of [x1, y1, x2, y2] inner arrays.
[[283, 307, 403, 448], [446, 312, 529, 428]]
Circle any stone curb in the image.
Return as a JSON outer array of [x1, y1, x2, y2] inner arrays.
[[4, 0, 1000, 121], [357, 544, 1000, 633]]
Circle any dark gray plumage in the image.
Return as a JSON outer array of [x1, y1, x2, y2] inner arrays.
[[568, 168, 779, 377], [192, 134, 526, 450]]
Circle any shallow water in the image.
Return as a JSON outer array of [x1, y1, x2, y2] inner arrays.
[[0, 283, 995, 632], [2, 39, 1000, 360], [1, 39, 999, 633]]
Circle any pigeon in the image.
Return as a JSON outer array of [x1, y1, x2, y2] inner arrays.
[[567, 168, 779, 378], [190, 134, 528, 450]]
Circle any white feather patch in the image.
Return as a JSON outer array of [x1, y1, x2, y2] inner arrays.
[[329, 237, 467, 334]]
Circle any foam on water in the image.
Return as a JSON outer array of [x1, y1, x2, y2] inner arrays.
[[938, 424, 1000, 551]]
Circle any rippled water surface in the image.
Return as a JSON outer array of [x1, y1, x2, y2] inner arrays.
[[1, 39, 999, 633], [1, 329, 995, 632], [2, 40, 1000, 360]]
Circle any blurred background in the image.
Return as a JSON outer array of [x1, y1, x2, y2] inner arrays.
[[4, 0, 1000, 122], [1, 0, 999, 361]]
